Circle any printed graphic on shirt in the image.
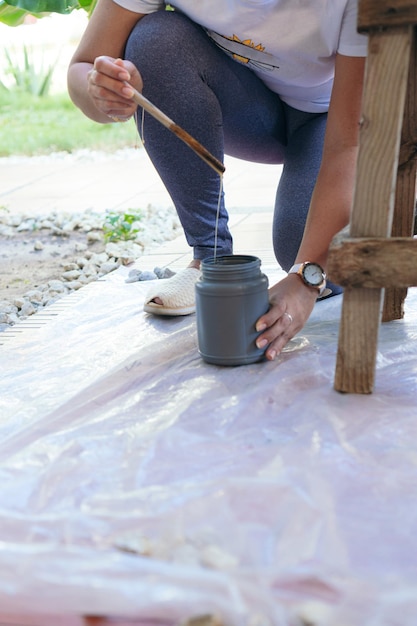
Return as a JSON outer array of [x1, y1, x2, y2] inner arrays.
[[226, 34, 265, 63], [207, 30, 280, 72]]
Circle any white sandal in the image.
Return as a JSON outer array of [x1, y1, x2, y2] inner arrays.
[[143, 267, 201, 316]]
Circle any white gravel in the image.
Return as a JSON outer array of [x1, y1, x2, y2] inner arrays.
[[0, 201, 181, 328]]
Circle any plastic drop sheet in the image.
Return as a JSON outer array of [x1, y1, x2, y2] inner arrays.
[[1, 263, 417, 625]]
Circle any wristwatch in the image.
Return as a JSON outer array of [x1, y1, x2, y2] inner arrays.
[[288, 262, 327, 296]]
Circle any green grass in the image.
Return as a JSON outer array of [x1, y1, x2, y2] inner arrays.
[[0, 89, 141, 157]]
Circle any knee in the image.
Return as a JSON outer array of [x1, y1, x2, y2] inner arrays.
[[125, 11, 199, 74]]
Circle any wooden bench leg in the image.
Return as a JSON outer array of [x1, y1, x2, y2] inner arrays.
[[336, 288, 383, 394], [334, 26, 413, 393], [383, 27, 417, 322]]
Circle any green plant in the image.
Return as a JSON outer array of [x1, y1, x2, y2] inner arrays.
[[0, 2, 41, 26], [0, 90, 139, 156], [0, 0, 172, 27], [2, 45, 56, 96], [0, 0, 92, 26], [102, 210, 144, 243]]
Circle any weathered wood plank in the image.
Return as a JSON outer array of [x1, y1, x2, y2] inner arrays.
[[359, 0, 417, 31], [328, 237, 417, 287], [335, 288, 383, 394], [383, 27, 417, 320], [350, 27, 412, 237], [334, 27, 412, 393]]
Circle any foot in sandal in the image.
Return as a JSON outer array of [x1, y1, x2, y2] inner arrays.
[[143, 264, 201, 316]]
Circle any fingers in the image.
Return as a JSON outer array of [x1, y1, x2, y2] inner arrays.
[[87, 56, 139, 119], [256, 308, 295, 361], [94, 55, 131, 82]]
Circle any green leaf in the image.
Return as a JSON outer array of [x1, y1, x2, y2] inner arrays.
[[0, 0, 96, 16], [0, 1, 34, 24], [2, 0, 78, 14]]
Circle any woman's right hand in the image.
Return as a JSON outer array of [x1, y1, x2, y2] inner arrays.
[[87, 56, 143, 121]]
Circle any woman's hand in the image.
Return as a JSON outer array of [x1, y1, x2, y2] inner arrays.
[[87, 56, 143, 121], [255, 274, 318, 360]]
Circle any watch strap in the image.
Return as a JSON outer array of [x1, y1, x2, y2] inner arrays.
[[288, 262, 327, 296]]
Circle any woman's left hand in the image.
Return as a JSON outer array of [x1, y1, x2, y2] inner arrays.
[[255, 274, 318, 360]]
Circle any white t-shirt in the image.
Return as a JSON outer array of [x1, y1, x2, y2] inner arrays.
[[112, 0, 368, 112]]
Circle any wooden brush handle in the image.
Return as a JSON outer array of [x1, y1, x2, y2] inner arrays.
[[129, 85, 225, 177]]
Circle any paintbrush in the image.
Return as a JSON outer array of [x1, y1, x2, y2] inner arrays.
[[128, 84, 225, 177]]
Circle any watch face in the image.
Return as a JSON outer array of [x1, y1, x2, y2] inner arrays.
[[303, 263, 324, 287]]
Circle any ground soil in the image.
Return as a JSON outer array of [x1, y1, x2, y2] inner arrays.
[[0, 229, 105, 302]]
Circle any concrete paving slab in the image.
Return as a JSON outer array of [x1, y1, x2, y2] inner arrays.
[[0, 150, 281, 219]]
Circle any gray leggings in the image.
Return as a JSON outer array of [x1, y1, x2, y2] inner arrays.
[[125, 10, 340, 294]]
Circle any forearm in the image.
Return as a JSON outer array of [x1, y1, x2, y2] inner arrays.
[[255, 54, 365, 359], [67, 0, 144, 124], [295, 145, 358, 269], [68, 62, 112, 123]]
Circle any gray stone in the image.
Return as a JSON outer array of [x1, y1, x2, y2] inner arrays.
[[125, 269, 142, 283], [62, 269, 82, 280], [139, 270, 157, 281], [99, 260, 120, 275], [23, 289, 43, 303]]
